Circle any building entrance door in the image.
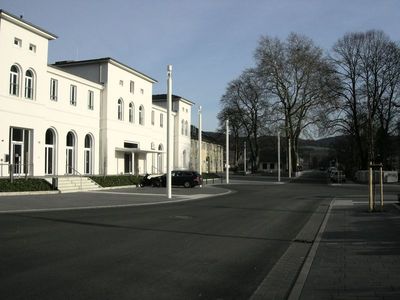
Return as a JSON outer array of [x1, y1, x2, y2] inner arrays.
[[124, 153, 132, 174], [11, 143, 23, 174]]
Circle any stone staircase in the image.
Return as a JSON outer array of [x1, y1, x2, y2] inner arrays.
[[57, 176, 101, 193]]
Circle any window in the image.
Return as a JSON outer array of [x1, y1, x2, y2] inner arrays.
[[14, 38, 22, 47], [70, 85, 77, 106], [181, 120, 185, 135], [45, 129, 56, 175], [50, 78, 58, 101], [84, 134, 93, 175], [9, 65, 20, 96], [160, 114, 164, 128], [151, 110, 155, 125], [24, 70, 34, 99], [130, 81, 135, 94], [139, 105, 144, 125], [119, 80, 124, 86], [118, 98, 124, 120], [140, 88, 144, 94], [29, 44, 36, 53], [66, 131, 76, 174], [185, 121, 189, 136], [88, 90, 94, 110], [129, 102, 134, 123]]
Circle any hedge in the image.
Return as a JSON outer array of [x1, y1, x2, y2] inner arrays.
[[0, 178, 53, 192]]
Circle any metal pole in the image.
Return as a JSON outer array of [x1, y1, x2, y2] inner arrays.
[[380, 165, 384, 210], [198, 106, 202, 175], [369, 162, 373, 212], [243, 141, 246, 175], [226, 119, 229, 184], [288, 137, 292, 178], [166, 65, 172, 199], [278, 132, 281, 182]]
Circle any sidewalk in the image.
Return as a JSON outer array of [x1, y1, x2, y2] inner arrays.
[[299, 197, 400, 299]]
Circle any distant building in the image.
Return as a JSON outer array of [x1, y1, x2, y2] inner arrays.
[[190, 126, 224, 173], [0, 10, 192, 177]]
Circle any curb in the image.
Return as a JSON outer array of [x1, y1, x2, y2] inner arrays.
[[0, 190, 60, 197]]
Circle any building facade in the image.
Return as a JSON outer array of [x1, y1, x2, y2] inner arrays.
[[0, 10, 192, 178]]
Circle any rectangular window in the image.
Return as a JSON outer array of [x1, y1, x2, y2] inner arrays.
[[119, 80, 124, 86], [160, 113, 164, 128], [88, 90, 94, 110], [151, 110, 155, 125], [130, 81, 135, 94], [70, 85, 77, 106], [50, 78, 58, 101], [14, 38, 22, 47], [140, 88, 144, 94], [29, 44, 36, 52]]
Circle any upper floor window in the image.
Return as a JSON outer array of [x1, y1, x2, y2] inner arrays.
[[118, 98, 124, 120], [181, 120, 185, 135], [29, 44, 36, 53], [88, 90, 94, 110], [50, 78, 58, 101], [139, 105, 144, 125], [129, 102, 134, 123], [160, 113, 164, 128], [151, 110, 155, 125], [9, 65, 20, 96], [70, 85, 77, 106], [130, 81, 135, 94], [24, 70, 34, 99], [119, 80, 124, 86], [185, 121, 189, 136], [14, 38, 22, 47]]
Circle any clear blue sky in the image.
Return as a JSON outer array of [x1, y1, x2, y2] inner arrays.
[[1, 0, 399, 131]]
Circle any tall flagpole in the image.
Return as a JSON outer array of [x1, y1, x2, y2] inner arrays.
[[166, 65, 172, 199]]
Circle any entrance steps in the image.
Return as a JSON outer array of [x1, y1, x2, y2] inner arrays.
[[57, 176, 101, 193]]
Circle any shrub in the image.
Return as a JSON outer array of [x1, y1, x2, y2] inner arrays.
[[89, 175, 141, 187], [202, 173, 221, 179], [0, 178, 52, 192]]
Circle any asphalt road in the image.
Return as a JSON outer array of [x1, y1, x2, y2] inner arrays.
[[0, 172, 387, 299]]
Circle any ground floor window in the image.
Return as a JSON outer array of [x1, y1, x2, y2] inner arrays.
[[10, 127, 32, 175]]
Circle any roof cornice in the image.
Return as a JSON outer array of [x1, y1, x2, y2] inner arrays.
[[0, 9, 57, 40]]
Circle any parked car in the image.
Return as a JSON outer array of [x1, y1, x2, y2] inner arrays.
[[139, 174, 161, 187], [160, 170, 203, 188], [330, 170, 346, 183]]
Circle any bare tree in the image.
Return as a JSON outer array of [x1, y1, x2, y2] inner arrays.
[[219, 68, 270, 171], [329, 30, 400, 169], [255, 33, 335, 172]]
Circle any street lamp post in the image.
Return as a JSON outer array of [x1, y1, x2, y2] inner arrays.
[[243, 141, 247, 175], [198, 106, 202, 176], [278, 132, 281, 182], [288, 136, 292, 178], [226, 119, 229, 184], [166, 65, 172, 199]]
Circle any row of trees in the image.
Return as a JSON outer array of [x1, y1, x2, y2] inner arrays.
[[218, 30, 400, 173]]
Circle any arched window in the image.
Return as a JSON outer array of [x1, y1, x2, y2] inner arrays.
[[66, 131, 76, 174], [84, 134, 93, 175], [158, 144, 164, 173], [139, 105, 144, 125], [183, 150, 187, 168], [45, 128, 56, 175], [185, 121, 189, 136], [129, 102, 134, 123], [181, 120, 184, 135], [25, 70, 34, 99], [117, 98, 123, 120], [9, 65, 20, 96]]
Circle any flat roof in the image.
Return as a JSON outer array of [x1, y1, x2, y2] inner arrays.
[[153, 94, 195, 106], [54, 57, 157, 83]]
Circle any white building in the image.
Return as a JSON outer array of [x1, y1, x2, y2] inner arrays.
[[0, 10, 193, 178]]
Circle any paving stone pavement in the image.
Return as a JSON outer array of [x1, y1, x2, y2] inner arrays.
[[300, 199, 400, 300]]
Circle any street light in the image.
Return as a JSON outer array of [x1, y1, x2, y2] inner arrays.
[[226, 119, 229, 184], [166, 65, 172, 199], [198, 106, 202, 176], [277, 131, 281, 182]]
